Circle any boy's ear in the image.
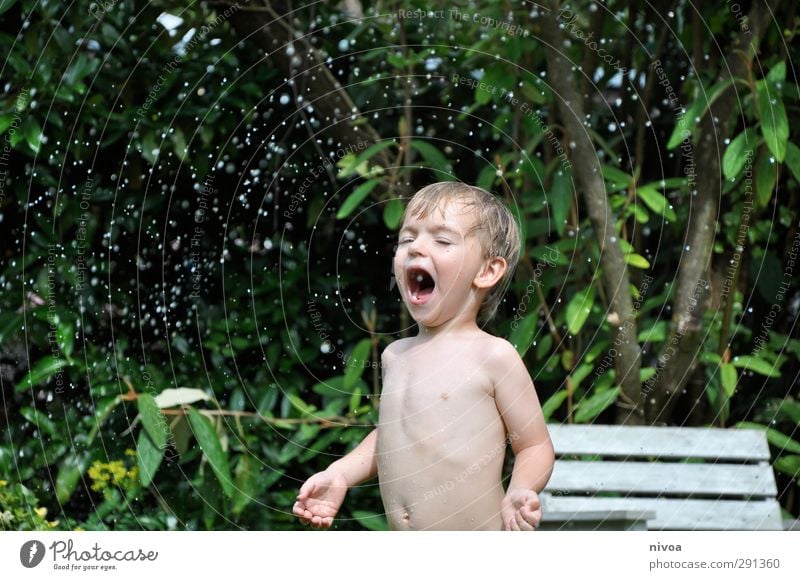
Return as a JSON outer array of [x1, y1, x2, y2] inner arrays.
[[473, 256, 507, 289]]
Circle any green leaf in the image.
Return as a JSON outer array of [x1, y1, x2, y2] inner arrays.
[[735, 422, 800, 454], [351, 510, 389, 531], [56, 321, 74, 358], [312, 375, 366, 396], [722, 128, 757, 180], [624, 253, 651, 269], [410, 140, 450, 172], [337, 141, 394, 178], [774, 455, 800, 479], [566, 285, 595, 335], [286, 393, 317, 417], [22, 116, 42, 154], [344, 338, 372, 390], [720, 363, 738, 398], [542, 389, 567, 421], [0, 0, 17, 17], [20, 407, 57, 436], [550, 167, 573, 236], [783, 142, 800, 184], [667, 80, 733, 150], [336, 179, 381, 219], [475, 64, 513, 105], [574, 387, 620, 423], [232, 455, 259, 516], [16, 356, 70, 392], [766, 61, 786, 85], [637, 186, 677, 221], [637, 320, 668, 343], [508, 312, 537, 356], [601, 165, 631, 191], [757, 81, 789, 162], [731, 355, 781, 378], [755, 148, 777, 207], [56, 454, 85, 504], [136, 430, 164, 487], [187, 407, 234, 498], [137, 393, 168, 450], [667, 98, 704, 149], [383, 198, 404, 229]]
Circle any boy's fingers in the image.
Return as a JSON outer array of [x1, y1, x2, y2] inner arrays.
[[515, 510, 535, 531], [298, 480, 317, 500], [521, 504, 542, 526]]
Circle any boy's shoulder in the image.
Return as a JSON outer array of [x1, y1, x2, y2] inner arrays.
[[477, 332, 522, 365], [381, 336, 415, 361]]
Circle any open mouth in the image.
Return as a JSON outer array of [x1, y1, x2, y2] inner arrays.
[[406, 266, 436, 306]]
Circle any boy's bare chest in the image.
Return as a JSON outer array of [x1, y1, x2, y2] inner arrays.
[[380, 352, 493, 415]]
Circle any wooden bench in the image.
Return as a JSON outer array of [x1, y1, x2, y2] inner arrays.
[[538, 424, 784, 530]]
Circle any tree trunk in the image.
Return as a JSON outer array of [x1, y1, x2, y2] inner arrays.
[[536, 4, 644, 424], [645, 1, 779, 424]]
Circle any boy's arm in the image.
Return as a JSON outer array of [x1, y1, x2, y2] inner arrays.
[[490, 339, 555, 529], [325, 427, 378, 486], [294, 428, 378, 528]]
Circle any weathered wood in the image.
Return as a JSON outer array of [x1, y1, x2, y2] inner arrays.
[[547, 460, 777, 497], [542, 425, 782, 530], [548, 424, 771, 461], [540, 494, 784, 530], [540, 509, 654, 531]]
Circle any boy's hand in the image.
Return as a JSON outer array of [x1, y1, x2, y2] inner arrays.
[[293, 470, 349, 529], [501, 489, 542, 531]]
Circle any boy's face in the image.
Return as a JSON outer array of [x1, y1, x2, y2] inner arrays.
[[393, 199, 493, 328]]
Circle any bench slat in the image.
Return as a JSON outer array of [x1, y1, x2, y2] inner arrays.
[[547, 460, 777, 497], [541, 494, 783, 530], [547, 424, 770, 461]]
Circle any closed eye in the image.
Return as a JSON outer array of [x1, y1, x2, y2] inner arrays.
[[397, 238, 414, 245], [435, 239, 452, 245]]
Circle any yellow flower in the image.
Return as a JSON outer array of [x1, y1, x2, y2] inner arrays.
[[35, 507, 48, 519]]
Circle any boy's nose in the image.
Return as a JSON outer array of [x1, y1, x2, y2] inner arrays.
[[407, 238, 427, 256]]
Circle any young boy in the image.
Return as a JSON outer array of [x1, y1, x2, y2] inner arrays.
[[293, 182, 554, 530]]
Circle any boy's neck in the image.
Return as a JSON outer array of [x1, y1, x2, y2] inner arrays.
[[415, 315, 482, 339]]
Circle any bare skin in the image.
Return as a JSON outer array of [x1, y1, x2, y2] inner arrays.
[[294, 199, 554, 530]]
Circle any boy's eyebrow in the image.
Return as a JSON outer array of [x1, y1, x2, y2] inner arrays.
[[431, 224, 462, 237], [399, 224, 462, 237]]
